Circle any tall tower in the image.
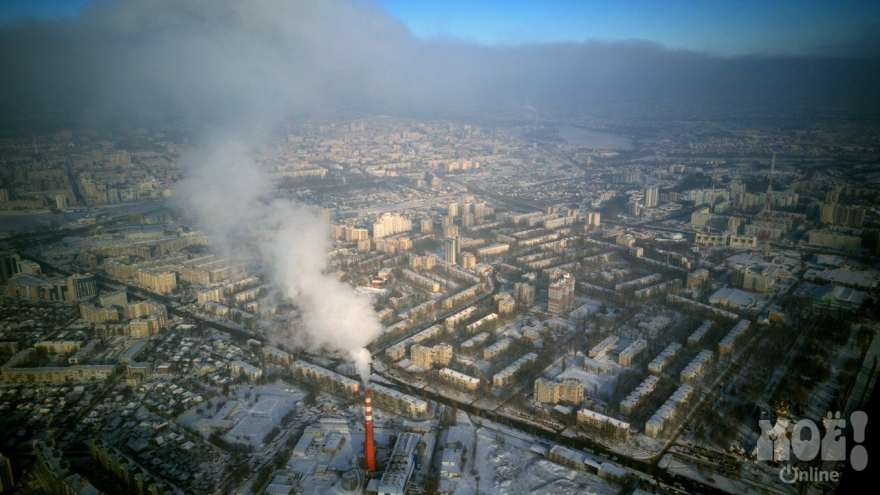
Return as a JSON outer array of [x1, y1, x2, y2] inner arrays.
[[364, 390, 377, 472], [764, 153, 775, 221], [643, 185, 658, 208], [447, 202, 459, 218], [0, 452, 13, 493], [444, 236, 459, 265]]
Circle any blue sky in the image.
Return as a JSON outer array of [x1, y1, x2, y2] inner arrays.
[[1, 0, 878, 57], [0, 0, 92, 25], [379, 0, 879, 56]]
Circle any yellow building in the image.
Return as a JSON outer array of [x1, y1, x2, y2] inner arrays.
[[534, 378, 585, 405], [411, 343, 453, 368]]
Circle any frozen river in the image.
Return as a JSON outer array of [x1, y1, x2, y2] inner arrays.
[[0, 211, 55, 233], [556, 125, 633, 150]]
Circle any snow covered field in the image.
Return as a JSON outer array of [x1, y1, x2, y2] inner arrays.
[[178, 382, 304, 450], [447, 413, 620, 495], [451, 435, 618, 495]]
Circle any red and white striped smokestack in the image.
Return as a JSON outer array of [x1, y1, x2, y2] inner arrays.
[[364, 389, 377, 472]]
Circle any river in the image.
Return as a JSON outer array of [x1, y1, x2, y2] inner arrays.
[[0, 211, 56, 233], [556, 125, 633, 150]]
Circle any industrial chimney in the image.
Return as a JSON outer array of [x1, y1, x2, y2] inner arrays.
[[364, 389, 377, 472]]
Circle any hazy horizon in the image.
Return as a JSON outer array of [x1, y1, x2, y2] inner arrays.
[[0, 0, 877, 127]]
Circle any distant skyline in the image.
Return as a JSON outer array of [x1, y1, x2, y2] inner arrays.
[[379, 0, 879, 56], [1, 0, 878, 119]]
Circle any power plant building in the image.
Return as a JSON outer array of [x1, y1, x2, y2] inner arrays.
[[377, 432, 421, 495]]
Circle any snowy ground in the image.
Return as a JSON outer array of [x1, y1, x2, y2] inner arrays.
[[455, 435, 618, 495], [445, 413, 620, 495], [547, 353, 620, 401], [571, 297, 605, 318], [660, 453, 797, 495], [178, 382, 304, 450]]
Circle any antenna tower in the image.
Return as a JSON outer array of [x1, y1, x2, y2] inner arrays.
[[763, 153, 775, 221], [711, 161, 718, 205]]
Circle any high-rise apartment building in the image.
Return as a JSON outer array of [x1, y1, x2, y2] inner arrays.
[[372, 213, 412, 239], [643, 185, 659, 208], [514, 282, 536, 307], [460, 252, 476, 270], [548, 273, 575, 313], [444, 236, 459, 265], [0, 452, 13, 493], [67, 273, 97, 300], [447, 202, 459, 218]]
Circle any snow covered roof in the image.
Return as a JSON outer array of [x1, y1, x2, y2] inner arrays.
[[709, 287, 758, 310]]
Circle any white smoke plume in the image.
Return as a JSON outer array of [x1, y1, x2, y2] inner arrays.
[[175, 134, 381, 382], [2, 0, 876, 378]]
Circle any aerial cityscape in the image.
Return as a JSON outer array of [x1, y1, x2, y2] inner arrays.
[[0, 1, 878, 495]]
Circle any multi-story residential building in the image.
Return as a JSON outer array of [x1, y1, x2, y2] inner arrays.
[[410, 343, 453, 368], [648, 343, 682, 375], [686, 268, 710, 290], [444, 236, 459, 265], [680, 350, 713, 384], [534, 378, 585, 405], [514, 282, 536, 307], [620, 375, 660, 415], [492, 353, 537, 388], [439, 367, 480, 391], [576, 408, 630, 438], [483, 338, 512, 361], [808, 230, 862, 251], [618, 339, 647, 367], [460, 252, 476, 270], [548, 273, 575, 313]]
